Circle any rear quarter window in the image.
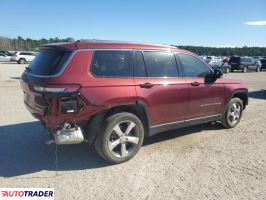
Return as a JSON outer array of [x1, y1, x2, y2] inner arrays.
[[28, 51, 71, 76], [91, 50, 134, 77]]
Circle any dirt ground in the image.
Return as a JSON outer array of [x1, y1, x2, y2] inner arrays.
[[0, 62, 265, 200]]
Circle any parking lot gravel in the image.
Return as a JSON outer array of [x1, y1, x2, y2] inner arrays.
[[0, 62, 265, 200]]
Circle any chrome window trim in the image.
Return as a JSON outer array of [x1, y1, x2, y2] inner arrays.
[[24, 48, 178, 78]]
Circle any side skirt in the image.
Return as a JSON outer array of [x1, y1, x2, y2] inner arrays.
[[149, 114, 222, 136]]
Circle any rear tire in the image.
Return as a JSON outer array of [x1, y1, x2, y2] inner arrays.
[[221, 98, 243, 129], [18, 58, 26, 64], [94, 112, 144, 164]]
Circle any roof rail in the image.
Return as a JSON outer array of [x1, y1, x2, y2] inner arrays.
[[75, 39, 177, 49]]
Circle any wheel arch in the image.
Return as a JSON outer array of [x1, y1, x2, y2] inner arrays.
[[232, 90, 248, 109], [223, 89, 248, 116], [224, 89, 248, 112], [104, 101, 151, 136], [85, 101, 151, 144]]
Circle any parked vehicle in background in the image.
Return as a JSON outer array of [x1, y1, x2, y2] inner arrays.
[[253, 57, 262, 68], [222, 57, 229, 64], [0, 51, 15, 57], [11, 51, 36, 64], [229, 56, 261, 72], [0, 53, 12, 62], [20, 40, 248, 164], [261, 58, 266, 70], [199, 55, 207, 61], [209, 59, 231, 73], [205, 56, 216, 63]]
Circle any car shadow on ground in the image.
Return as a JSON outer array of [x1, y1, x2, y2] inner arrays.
[[249, 90, 266, 100], [10, 77, 21, 80], [0, 121, 223, 178], [0, 122, 109, 178], [144, 122, 222, 146], [0, 62, 19, 64]]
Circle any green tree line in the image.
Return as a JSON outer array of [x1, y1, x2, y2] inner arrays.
[[176, 45, 266, 56], [0, 36, 266, 56], [0, 36, 68, 51]]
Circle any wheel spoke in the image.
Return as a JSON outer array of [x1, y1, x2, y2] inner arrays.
[[108, 139, 121, 151], [235, 106, 241, 114], [229, 112, 234, 117], [124, 122, 136, 135], [113, 124, 124, 137], [125, 136, 139, 144], [121, 143, 128, 157], [232, 103, 237, 111]]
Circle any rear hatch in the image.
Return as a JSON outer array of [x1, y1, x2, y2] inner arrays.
[[261, 59, 266, 68], [229, 57, 240, 65], [21, 49, 73, 118], [229, 57, 240, 67]]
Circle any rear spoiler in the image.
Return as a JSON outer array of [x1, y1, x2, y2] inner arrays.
[[38, 42, 77, 52]]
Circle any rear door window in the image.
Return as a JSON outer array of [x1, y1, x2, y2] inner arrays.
[[28, 51, 71, 76], [142, 51, 178, 77], [91, 50, 134, 77]]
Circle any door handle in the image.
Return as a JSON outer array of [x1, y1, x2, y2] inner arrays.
[[139, 83, 154, 89], [190, 81, 200, 87]]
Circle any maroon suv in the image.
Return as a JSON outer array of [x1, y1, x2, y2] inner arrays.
[[21, 40, 248, 163]]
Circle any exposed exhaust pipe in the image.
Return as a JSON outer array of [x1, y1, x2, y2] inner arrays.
[[46, 123, 84, 145]]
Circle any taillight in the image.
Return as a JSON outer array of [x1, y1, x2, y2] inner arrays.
[[32, 85, 80, 94]]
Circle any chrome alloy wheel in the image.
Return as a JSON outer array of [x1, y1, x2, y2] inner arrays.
[[108, 120, 140, 158], [227, 102, 241, 125]]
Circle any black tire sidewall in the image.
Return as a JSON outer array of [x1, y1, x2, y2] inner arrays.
[[101, 112, 144, 164]]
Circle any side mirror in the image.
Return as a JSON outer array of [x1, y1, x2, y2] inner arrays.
[[213, 69, 223, 78], [205, 69, 223, 83]]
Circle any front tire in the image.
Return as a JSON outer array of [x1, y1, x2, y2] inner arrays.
[[221, 98, 243, 129], [18, 58, 26, 64], [94, 112, 144, 164]]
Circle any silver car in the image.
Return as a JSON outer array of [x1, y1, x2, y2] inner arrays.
[[0, 53, 12, 62]]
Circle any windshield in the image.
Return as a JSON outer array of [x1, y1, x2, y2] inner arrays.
[[28, 50, 71, 76]]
